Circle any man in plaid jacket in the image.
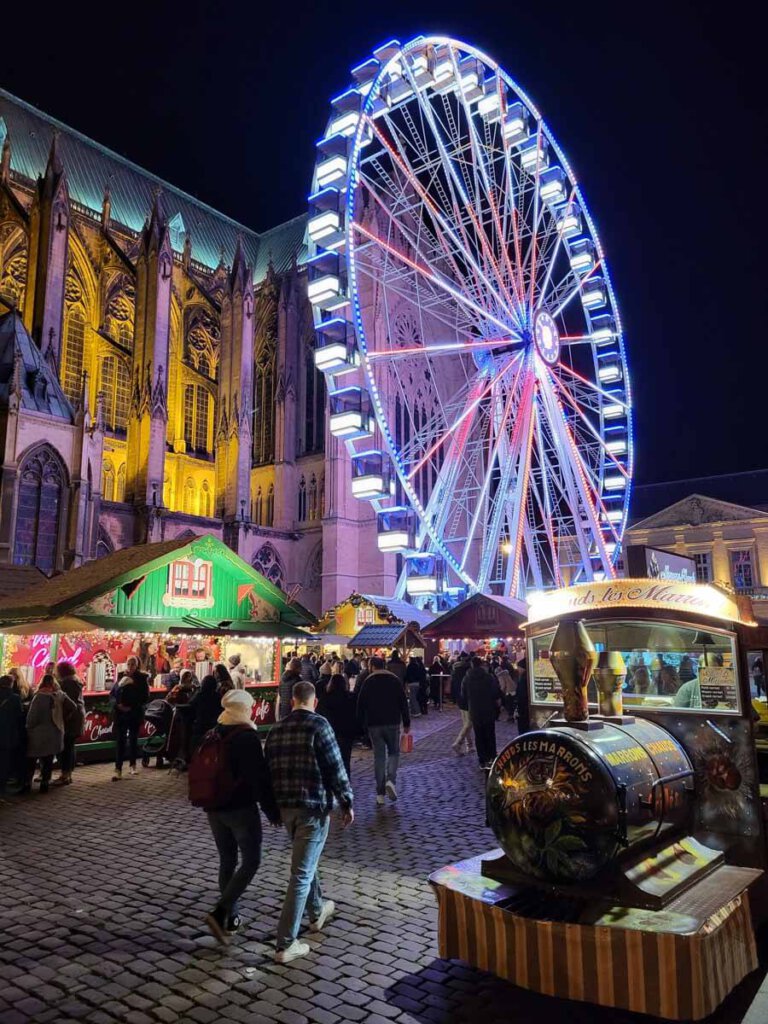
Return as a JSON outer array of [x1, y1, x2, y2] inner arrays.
[[265, 680, 354, 963]]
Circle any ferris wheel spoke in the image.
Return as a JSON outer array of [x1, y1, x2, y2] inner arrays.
[[538, 372, 617, 573], [548, 369, 630, 480], [475, 358, 537, 592], [533, 187, 577, 312], [406, 354, 520, 481], [359, 136, 508, 322], [458, 355, 528, 571], [547, 259, 602, 319], [365, 114, 510, 323], [395, 61, 522, 321], [366, 336, 521, 362], [444, 51, 527, 314], [553, 361, 630, 410], [353, 220, 516, 340]]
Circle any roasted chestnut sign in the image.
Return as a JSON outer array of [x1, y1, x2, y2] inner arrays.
[[486, 720, 693, 882]]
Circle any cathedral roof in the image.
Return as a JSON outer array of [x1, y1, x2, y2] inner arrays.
[[0, 311, 74, 420], [0, 92, 307, 280]]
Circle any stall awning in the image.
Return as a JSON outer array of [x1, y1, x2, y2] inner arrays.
[[350, 623, 425, 648], [423, 593, 527, 640]]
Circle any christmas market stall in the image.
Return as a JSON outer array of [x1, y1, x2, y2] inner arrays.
[[312, 592, 435, 656], [430, 579, 767, 1019], [0, 534, 315, 758]]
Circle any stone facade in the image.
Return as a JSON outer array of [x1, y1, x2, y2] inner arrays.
[[625, 494, 768, 598], [0, 92, 396, 614]]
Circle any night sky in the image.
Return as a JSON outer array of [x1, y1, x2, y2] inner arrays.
[[3, 1, 764, 488]]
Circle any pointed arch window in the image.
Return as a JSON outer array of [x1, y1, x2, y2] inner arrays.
[[62, 308, 86, 405], [266, 484, 274, 527], [254, 487, 263, 526], [116, 463, 126, 502], [184, 384, 212, 455], [201, 480, 212, 517], [303, 352, 325, 454], [298, 475, 307, 522], [253, 352, 275, 465], [100, 355, 130, 434], [308, 474, 318, 521], [13, 445, 67, 574], [103, 459, 115, 501], [184, 478, 196, 515]]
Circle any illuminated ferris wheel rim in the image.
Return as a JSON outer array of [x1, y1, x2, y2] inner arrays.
[[309, 34, 634, 598]]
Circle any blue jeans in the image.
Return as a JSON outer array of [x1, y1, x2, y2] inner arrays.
[[368, 724, 400, 795], [276, 808, 330, 949], [206, 806, 263, 916]]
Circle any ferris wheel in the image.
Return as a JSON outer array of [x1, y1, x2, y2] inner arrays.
[[307, 36, 633, 601]]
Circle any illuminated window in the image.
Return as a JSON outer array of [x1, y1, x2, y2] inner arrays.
[[731, 550, 754, 590], [254, 354, 275, 465], [184, 478, 196, 514], [116, 463, 126, 502], [184, 384, 211, 454], [100, 355, 130, 433], [308, 474, 318, 520], [253, 487, 263, 525], [201, 481, 212, 517], [165, 557, 213, 607], [103, 460, 115, 501], [62, 310, 86, 404], [266, 484, 274, 527], [694, 551, 712, 583]]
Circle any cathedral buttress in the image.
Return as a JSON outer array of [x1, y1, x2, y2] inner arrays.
[[24, 134, 70, 367]]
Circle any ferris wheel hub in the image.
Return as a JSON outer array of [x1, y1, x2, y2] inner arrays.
[[533, 310, 561, 366]]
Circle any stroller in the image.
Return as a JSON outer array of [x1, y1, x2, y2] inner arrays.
[[141, 699, 174, 768]]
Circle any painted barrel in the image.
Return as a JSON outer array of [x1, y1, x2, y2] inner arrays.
[[486, 719, 693, 882]]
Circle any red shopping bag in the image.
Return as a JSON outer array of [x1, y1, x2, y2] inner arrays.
[[400, 732, 413, 754]]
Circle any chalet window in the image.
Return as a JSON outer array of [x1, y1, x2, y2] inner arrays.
[[164, 558, 214, 607]]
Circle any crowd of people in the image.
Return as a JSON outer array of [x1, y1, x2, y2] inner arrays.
[[0, 643, 527, 964]]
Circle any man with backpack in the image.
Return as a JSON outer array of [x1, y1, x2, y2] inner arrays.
[[188, 689, 280, 944], [265, 680, 354, 964]]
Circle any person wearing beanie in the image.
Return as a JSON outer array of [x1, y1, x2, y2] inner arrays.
[[199, 688, 280, 945]]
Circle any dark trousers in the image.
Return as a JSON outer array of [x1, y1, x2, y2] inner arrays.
[[114, 715, 141, 769], [337, 736, 353, 777], [206, 806, 263, 916], [0, 746, 13, 793], [26, 754, 54, 785], [60, 735, 77, 775], [473, 720, 497, 766]]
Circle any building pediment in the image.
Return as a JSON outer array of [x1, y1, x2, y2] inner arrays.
[[632, 494, 768, 530]]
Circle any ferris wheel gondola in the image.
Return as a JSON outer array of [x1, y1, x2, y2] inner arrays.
[[308, 35, 633, 601]]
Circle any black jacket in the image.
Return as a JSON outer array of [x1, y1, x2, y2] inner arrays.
[[0, 688, 23, 749], [462, 667, 502, 723], [216, 724, 279, 820], [113, 671, 150, 719], [317, 690, 357, 743], [356, 670, 410, 729]]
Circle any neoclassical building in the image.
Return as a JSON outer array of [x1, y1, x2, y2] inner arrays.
[[0, 90, 395, 614]]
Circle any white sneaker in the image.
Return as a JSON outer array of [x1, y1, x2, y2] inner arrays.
[[274, 940, 310, 964], [129, 766, 138, 776], [310, 900, 335, 932], [376, 794, 385, 806], [112, 769, 122, 781], [386, 780, 397, 801]]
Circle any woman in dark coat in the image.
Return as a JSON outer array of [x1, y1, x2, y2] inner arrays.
[[188, 674, 222, 751], [0, 675, 24, 797], [278, 658, 303, 719], [55, 661, 86, 785], [317, 674, 357, 775]]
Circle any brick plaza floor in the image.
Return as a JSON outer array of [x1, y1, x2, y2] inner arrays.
[[1, 708, 766, 1024]]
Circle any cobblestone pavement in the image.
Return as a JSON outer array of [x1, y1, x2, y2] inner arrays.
[[1, 708, 765, 1024]]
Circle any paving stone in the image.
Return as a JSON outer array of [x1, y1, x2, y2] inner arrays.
[[2, 711, 758, 1024]]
